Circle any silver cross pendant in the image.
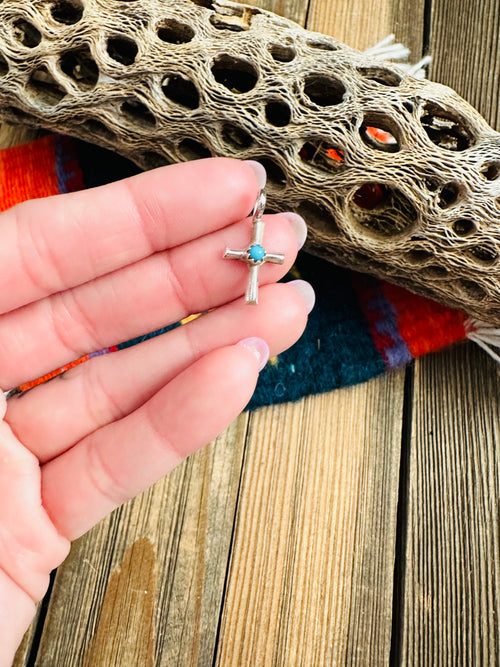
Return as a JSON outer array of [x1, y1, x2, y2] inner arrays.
[[224, 190, 285, 305]]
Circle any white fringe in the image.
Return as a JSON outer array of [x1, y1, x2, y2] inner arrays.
[[364, 34, 431, 80], [466, 318, 500, 364], [405, 55, 433, 78], [364, 34, 410, 60]]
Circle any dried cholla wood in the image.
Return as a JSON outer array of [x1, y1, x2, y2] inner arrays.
[[1, 0, 500, 324]]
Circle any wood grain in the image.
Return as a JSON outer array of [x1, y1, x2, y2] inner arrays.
[[216, 375, 405, 665], [400, 345, 500, 664], [429, 0, 500, 130], [396, 2, 500, 660], [250, 0, 308, 26], [306, 0, 425, 54], [307, 0, 393, 51]]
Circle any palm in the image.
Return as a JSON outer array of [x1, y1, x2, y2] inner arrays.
[[0, 158, 310, 662]]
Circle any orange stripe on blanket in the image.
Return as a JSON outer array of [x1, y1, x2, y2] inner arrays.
[[380, 281, 468, 357], [0, 135, 60, 212]]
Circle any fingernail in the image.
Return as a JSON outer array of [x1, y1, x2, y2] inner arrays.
[[288, 280, 316, 313], [237, 337, 270, 371], [0, 391, 6, 419], [280, 212, 308, 249], [244, 160, 267, 190]]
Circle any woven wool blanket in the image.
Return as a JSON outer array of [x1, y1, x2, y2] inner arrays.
[[0, 134, 483, 408]]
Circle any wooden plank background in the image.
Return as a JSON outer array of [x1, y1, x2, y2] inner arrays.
[[7, 0, 500, 665]]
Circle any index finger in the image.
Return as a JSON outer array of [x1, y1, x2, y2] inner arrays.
[[0, 158, 263, 315]]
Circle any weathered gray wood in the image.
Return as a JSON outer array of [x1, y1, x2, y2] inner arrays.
[[249, 0, 308, 26], [215, 373, 406, 665], [401, 345, 500, 664], [397, 2, 500, 662]]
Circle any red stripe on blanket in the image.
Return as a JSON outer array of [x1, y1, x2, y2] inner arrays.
[[0, 135, 60, 212], [381, 281, 468, 356]]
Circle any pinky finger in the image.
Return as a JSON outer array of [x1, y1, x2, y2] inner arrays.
[[41, 341, 268, 541]]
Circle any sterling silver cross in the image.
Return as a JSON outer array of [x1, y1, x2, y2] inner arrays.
[[224, 190, 285, 305]]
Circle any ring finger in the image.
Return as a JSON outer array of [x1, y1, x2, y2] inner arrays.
[[5, 281, 314, 462]]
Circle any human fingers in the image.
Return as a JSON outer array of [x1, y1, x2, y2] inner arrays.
[[0, 568, 36, 667], [0, 419, 70, 602], [0, 212, 303, 389], [41, 342, 268, 540], [0, 396, 69, 665], [7, 281, 314, 462], [0, 158, 264, 315]]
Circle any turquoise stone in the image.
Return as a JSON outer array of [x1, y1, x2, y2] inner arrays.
[[249, 244, 265, 261]]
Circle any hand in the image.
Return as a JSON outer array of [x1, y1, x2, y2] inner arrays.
[[0, 157, 312, 663]]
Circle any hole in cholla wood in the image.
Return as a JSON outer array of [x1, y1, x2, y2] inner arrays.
[[256, 157, 287, 188], [467, 245, 498, 265], [141, 151, 169, 169], [452, 219, 476, 236], [303, 74, 345, 106], [106, 36, 138, 65], [121, 99, 156, 127], [211, 54, 258, 93], [3, 105, 39, 124], [189, 0, 214, 8], [360, 115, 400, 152], [420, 101, 476, 151], [209, 3, 261, 31], [12, 19, 42, 48], [297, 200, 340, 235], [299, 141, 346, 174], [178, 138, 211, 160], [480, 162, 500, 180], [423, 265, 449, 279], [437, 182, 461, 208], [406, 248, 434, 265], [459, 279, 486, 301], [81, 119, 116, 143], [156, 19, 195, 44], [221, 123, 254, 149], [269, 43, 296, 62], [349, 183, 418, 238], [357, 66, 402, 87], [50, 0, 84, 25], [162, 73, 200, 108], [305, 39, 338, 51], [60, 46, 99, 90], [265, 99, 291, 126], [0, 53, 8, 76], [353, 183, 386, 210]]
